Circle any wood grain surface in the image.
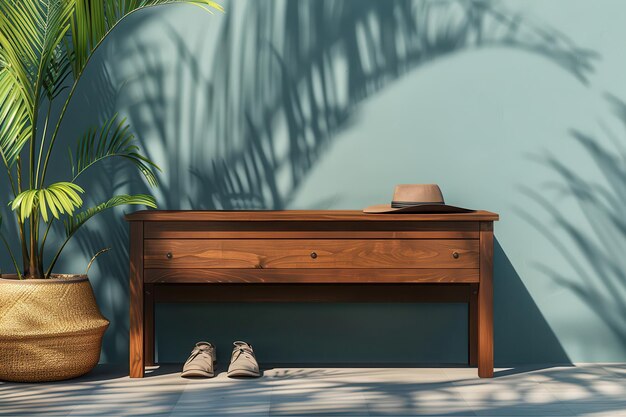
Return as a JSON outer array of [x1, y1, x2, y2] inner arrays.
[[126, 209, 499, 222], [144, 221, 480, 239], [144, 283, 155, 367], [129, 222, 144, 378], [144, 268, 480, 284], [478, 222, 494, 378], [469, 283, 478, 367], [144, 239, 479, 269], [153, 283, 473, 303]]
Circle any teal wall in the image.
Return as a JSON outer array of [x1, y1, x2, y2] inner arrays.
[[2, 0, 626, 365]]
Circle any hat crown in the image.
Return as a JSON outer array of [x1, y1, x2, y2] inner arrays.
[[392, 184, 444, 204]]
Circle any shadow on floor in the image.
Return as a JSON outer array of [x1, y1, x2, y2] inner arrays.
[[1, 364, 624, 416]]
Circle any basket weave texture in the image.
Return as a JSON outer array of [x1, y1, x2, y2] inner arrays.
[[0, 275, 109, 382]]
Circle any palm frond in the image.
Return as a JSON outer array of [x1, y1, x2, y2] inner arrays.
[[0, 1, 41, 112], [0, 0, 75, 168], [34, 0, 74, 104], [64, 194, 156, 237], [69, 0, 222, 78], [0, 68, 31, 165], [71, 114, 160, 186], [11, 181, 84, 222], [0, 0, 75, 110], [45, 193, 154, 278], [41, 41, 72, 100]]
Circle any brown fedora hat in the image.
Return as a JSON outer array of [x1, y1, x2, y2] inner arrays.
[[363, 184, 473, 214]]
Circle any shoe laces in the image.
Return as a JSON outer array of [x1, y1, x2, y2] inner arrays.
[[185, 342, 214, 364], [231, 341, 255, 362]]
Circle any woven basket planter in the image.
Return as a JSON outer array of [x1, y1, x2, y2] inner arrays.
[[0, 275, 109, 382]]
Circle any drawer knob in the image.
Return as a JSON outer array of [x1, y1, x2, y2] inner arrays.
[[452, 251, 459, 259], [166, 252, 173, 259], [310, 252, 318, 259]]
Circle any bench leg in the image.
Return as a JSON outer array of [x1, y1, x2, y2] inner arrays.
[[478, 222, 494, 378], [129, 222, 145, 378], [129, 278, 145, 377], [144, 284, 155, 366], [469, 284, 478, 367]]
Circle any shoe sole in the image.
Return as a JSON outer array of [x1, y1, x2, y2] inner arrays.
[[227, 368, 261, 378], [181, 369, 214, 378], [181, 357, 217, 378]]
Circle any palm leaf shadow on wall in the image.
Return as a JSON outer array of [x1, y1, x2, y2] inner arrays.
[[55, 0, 597, 362], [117, 0, 597, 211], [520, 94, 626, 350]]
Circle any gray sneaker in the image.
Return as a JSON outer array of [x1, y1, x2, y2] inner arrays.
[[181, 342, 216, 378], [227, 341, 261, 378]]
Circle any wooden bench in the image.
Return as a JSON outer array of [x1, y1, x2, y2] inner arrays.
[[126, 210, 499, 378]]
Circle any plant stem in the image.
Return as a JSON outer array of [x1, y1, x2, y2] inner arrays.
[[31, 59, 43, 191], [85, 247, 110, 275], [28, 216, 41, 278], [16, 157, 29, 273], [0, 232, 21, 279], [36, 215, 44, 275], [35, 98, 53, 187], [16, 157, 23, 193], [45, 230, 73, 279], [34, 101, 54, 275], [40, 221, 53, 259], [0, 148, 26, 276], [0, 147, 18, 198]]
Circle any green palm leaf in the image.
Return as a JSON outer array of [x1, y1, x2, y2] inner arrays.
[[0, 0, 75, 110], [64, 194, 156, 238], [45, 193, 155, 278], [37, 1, 75, 91], [0, 68, 30, 165], [0, 1, 40, 113], [69, 0, 222, 78], [11, 181, 84, 222], [0, 0, 75, 166], [42, 41, 72, 100], [71, 114, 160, 186]]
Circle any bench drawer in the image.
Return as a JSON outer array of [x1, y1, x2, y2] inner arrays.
[[144, 239, 479, 269]]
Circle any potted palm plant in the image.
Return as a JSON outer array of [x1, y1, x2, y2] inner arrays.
[[0, 0, 221, 382]]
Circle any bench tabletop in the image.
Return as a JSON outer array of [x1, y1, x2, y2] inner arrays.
[[125, 209, 499, 222]]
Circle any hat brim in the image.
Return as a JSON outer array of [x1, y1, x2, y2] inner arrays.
[[363, 203, 474, 214]]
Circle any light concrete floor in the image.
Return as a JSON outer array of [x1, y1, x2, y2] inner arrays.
[[1, 364, 624, 416]]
